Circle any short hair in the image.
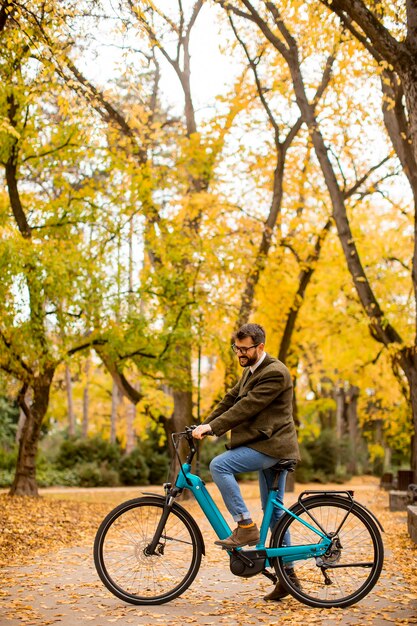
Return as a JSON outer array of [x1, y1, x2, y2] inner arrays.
[[234, 323, 265, 345]]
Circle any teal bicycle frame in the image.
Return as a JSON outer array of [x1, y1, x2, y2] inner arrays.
[[175, 461, 332, 565], [94, 427, 384, 608]]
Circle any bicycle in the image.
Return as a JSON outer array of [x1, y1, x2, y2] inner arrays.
[[94, 427, 384, 609]]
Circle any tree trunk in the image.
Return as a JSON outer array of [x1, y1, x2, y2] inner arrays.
[[165, 388, 194, 486], [15, 387, 31, 444], [110, 381, 119, 445], [279, 220, 332, 365], [345, 385, 360, 474], [82, 355, 90, 437], [397, 348, 417, 481], [10, 367, 55, 496], [335, 385, 346, 439], [220, 0, 417, 480], [65, 364, 76, 436], [125, 401, 136, 454], [401, 67, 417, 184], [162, 339, 194, 488], [314, 0, 417, 483]]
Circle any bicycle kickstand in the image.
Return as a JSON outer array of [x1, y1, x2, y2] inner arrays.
[[261, 569, 278, 584]]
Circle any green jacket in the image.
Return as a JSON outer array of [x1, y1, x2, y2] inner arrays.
[[203, 353, 300, 461]]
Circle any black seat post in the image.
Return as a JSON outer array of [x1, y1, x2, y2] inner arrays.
[[270, 459, 297, 491]]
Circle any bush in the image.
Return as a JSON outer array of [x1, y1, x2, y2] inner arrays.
[[36, 467, 79, 487], [308, 429, 339, 476], [119, 448, 150, 485], [197, 436, 229, 482], [55, 436, 121, 471], [39, 435, 123, 487], [0, 446, 17, 470], [296, 430, 354, 484], [0, 468, 13, 488], [332, 464, 351, 483], [0, 396, 19, 446], [76, 462, 120, 487], [295, 444, 314, 483], [148, 452, 170, 484], [5, 429, 174, 489], [294, 464, 313, 483]]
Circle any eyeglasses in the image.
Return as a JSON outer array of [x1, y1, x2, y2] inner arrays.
[[231, 343, 259, 355]]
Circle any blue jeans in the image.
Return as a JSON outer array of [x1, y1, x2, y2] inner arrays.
[[209, 446, 288, 532]]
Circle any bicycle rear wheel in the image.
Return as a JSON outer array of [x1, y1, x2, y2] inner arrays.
[[94, 496, 203, 605], [271, 495, 384, 608]]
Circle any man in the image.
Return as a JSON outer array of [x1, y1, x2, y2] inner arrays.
[[192, 323, 300, 601]]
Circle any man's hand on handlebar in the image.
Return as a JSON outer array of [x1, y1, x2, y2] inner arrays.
[[192, 424, 213, 440]]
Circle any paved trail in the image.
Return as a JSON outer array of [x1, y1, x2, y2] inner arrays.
[[1, 479, 417, 626]]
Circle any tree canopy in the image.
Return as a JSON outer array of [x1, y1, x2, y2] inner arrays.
[[0, 0, 415, 493]]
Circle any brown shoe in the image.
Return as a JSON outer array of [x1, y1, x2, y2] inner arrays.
[[264, 568, 302, 601], [214, 524, 260, 548]]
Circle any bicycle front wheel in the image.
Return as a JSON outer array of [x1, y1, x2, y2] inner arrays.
[[94, 496, 203, 605], [271, 495, 384, 608]]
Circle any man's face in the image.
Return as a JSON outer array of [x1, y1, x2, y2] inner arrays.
[[234, 336, 265, 368]]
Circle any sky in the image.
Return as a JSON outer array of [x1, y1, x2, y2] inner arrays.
[[78, 1, 237, 121]]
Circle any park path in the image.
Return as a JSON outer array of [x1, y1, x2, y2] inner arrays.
[[1, 478, 417, 626]]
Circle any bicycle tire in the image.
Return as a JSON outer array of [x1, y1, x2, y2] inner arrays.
[[270, 494, 384, 608], [94, 495, 203, 605]]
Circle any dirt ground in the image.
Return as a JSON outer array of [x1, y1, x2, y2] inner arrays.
[[1, 477, 417, 626]]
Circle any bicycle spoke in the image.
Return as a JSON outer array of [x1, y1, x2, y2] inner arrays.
[[94, 497, 202, 604], [272, 496, 383, 608]]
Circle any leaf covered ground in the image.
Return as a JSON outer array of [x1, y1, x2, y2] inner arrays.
[[0, 494, 110, 568], [1, 477, 417, 625]]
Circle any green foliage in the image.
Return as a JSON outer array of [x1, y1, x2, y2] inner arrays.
[[0, 469, 13, 487], [35, 467, 79, 488], [0, 446, 17, 470], [135, 428, 170, 484], [148, 452, 170, 484], [76, 462, 120, 488], [295, 429, 362, 483], [307, 429, 340, 476], [55, 436, 122, 471], [29, 431, 171, 488], [197, 436, 228, 482], [298, 398, 337, 438], [0, 397, 18, 446], [119, 448, 150, 485], [1, 0, 413, 495]]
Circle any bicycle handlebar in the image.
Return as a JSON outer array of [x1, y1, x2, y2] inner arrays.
[[171, 426, 213, 466], [173, 425, 214, 439]]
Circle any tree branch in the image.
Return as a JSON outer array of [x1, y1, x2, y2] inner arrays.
[[62, 58, 147, 162], [229, 16, 281, 140], [0, 0, 12, 32], [96, 347, 144, 404], [319, 0, 407, 68], [22, 134, 78, 163], [344, 154, 392, 199], [279, 218, 332, 363], [406, 0, 417, 53], [5, 94, 32, 238], [227, 2, 404, 348], [381, 69, 417, 193], [67, 337, 108, 356], [0, 330, 33, 376]]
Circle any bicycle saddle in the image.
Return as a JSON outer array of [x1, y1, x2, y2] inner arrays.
[[272, 459, 297, 473]]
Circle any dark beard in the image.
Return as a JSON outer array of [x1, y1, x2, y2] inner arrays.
[[238, 354, 259, 368]]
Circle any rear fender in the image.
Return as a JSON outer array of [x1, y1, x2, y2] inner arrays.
[[294, 493, 385, 533], [270, 493, 384, 546]]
